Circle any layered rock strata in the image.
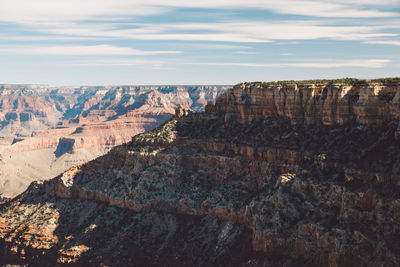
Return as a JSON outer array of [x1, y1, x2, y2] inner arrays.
[[0, 82, 399, 266], [0, 85, 227, 197], [210, 83, 399, 124]]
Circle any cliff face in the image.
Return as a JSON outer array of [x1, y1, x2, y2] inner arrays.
[[0, 84, 226, 137], [210, 83, 399, 125], [0, 82, 399, 266], [0, 85, 227, 197]]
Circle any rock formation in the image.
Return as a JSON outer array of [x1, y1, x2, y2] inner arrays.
[[54, 138, 75, 157], [0, 85, 228, 197], [0, 81, 399, 266], [210, 82, 399, 125]]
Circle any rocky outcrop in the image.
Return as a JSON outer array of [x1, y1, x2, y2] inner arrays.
[[209, 83, 399, 125], [0, 81, 399, 266], [0, 84, 227, 138], [0, 85, 228, 197], [54, 138, 75, 157]]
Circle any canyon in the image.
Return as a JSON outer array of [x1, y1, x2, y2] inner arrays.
[[0, 85, 228, 197], [0, 80, 400, 266]]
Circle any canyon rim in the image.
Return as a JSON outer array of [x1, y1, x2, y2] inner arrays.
[[0, 85, 228, 198], [0, 80, 399, 266]]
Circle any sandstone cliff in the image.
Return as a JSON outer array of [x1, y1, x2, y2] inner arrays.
[[0, 85, 227, 197], [209, 82, 399, 125], [0, 84, 227, 138], [0, 81, 399, 266]]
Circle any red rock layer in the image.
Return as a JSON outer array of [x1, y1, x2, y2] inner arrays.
[[208, 83, 399, 125]]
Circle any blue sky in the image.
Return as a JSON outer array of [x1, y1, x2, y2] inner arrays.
[[0, 0, 399, 85]]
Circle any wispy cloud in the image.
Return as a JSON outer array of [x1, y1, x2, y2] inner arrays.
[[72, 58, 166, 66], [0, 0, 398, 24], [232, 51, 257, 55], [0, 45, 182, 56], [175, 44, 254, 50], [195, 59, 391, 68], [0, 1, 397, 45], [365, 40, 400, 46], [9, 20, 396, 44], [69, 58, 391, 68], [0, 0, 398, 84]]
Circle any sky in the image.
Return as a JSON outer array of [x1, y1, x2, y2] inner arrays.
[[0, 0, 399, 85]]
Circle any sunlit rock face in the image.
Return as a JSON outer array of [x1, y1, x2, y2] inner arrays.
[[210, 83, 399, 125], [0, 85, 228, 198], [0, 82, 399, 266]]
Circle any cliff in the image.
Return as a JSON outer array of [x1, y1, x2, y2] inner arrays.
[[0, 81, 399, 266], [0, 85, 227, 138], [0, 85, 228, 197], [209, 82, 399, 125]]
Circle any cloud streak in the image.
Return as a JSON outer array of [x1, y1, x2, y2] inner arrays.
[[0, 45, 182, 56], [0, 1, 398, 45], [194, 59, 391, 68], [0, 0, 398, 24], [72, 59, 165, 66], [9, 20, 396, 44], [75, 58, 391, 68], [0, 0, 397, 84], [365, 40, 400, 46]]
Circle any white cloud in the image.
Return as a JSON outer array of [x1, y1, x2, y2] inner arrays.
[[0, 0, 397, 24], [365, 40, 400, 46], [64, 58, 391, 68], [324, 0, 399, 6], [233, 51, 257, 55], [0, 45, 182, 56], [0, 0, 397, 80], [175, 44, 254, 50], [195, 59, 391, 68], [30, 22, 271, 42], [0, 1, 397, 45], [0, 35, 102, 41], [16, 20, 396, 43], [0, 0, 166, 23], [72, 59, 166, 66]]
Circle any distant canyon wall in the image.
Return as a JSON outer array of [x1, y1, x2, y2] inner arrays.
[[0, 84, 228, 137], [0, 84, 229, 197]]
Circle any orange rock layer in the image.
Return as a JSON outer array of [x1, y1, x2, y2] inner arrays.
[[208, 83, 399, 124]]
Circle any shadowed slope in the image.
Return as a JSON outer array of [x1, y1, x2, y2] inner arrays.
[[0, 82, 399, 266]]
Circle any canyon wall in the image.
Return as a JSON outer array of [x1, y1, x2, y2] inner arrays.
[[209, 83, 399, 125], [0, 81, 399, 266], [0, 84, 226, 138], [0, 85, 228, 197]]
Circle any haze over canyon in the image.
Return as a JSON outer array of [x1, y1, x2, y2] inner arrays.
[[0, 84, 228, 197]]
